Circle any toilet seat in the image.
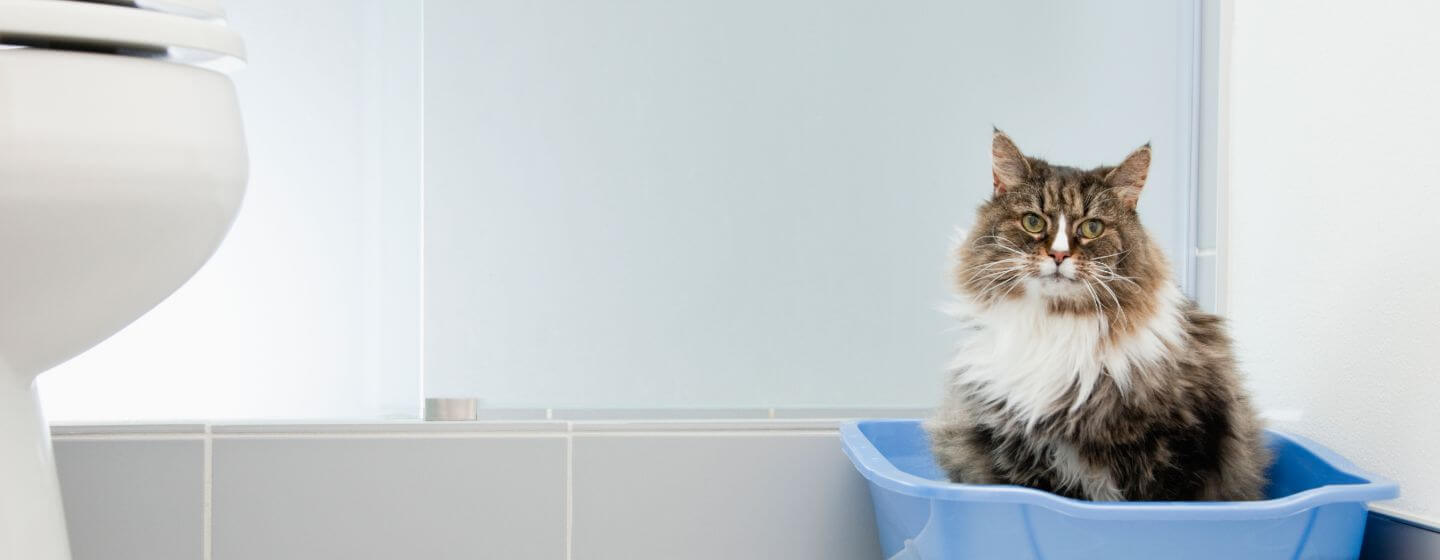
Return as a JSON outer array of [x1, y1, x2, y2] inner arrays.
[[0, 0, 244, 64]]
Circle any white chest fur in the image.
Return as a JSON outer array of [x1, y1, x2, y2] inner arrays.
[[949, 283, 1187, 428]]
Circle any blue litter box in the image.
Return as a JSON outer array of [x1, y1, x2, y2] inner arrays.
[[840, 420, 1398, 560]]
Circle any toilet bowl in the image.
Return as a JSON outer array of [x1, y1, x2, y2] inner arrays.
[[0, 2, 246, 558]]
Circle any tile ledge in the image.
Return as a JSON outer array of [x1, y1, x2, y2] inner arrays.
[[571, 418, 844, 432], [209, 420, 568, 434], [50, 422, 207, 436], [49, 416, 917, 436]]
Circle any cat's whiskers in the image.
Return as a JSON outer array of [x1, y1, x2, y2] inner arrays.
[[961, 243, 1038, 301], [970, 235, 1018, 246], [995, 271, 1031, 301], [1079, 277, 1108, 330], [971, 237, 1029, 258], [975, 268, 1028, 300], [971, 263, 1029, 283], [1096, 274, 1140, 290], [1090, 262, 1140, 288], [971, 261, 1032, 302], [1089, 248, 1131, 261], [971, 272, 1023, 291], [960, 256, 1029, 275], [1091, 272, 1128, 327], [970, 265, 1017, 293]]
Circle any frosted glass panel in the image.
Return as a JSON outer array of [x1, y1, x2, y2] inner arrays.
[[423, 0, 1197, 407]]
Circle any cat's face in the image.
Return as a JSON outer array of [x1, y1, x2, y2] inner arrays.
[[955, 130, 1167, 319]]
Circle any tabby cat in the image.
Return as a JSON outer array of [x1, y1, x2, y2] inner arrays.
[[925, 130, 1270, 501]]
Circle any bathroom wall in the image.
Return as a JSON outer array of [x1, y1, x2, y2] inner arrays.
[[51, 419, 884, 560], [50, 418, 1431, 560], [1226, 0, 1440, 525]]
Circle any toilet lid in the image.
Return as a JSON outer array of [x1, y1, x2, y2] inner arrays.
[[0, 0, 244, 63]]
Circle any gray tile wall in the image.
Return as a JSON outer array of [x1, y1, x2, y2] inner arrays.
[[51, 419, 885, 560], [571, 433, 880, 560], [54, 439, 205, 560], [211, 436, 567, 560], [51, 418, 1432, 560]]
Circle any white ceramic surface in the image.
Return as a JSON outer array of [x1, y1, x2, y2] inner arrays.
[[0, 47, 246, 559], [0, 0, 244, 61]]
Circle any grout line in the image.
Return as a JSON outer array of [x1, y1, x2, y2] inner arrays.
[[49, 434, 209, 442], [571, 430, 838, 438], [58, 428, 840, 439], [54, 423, 847, 439], [565, 432, 574, 560], [203, 425, 213, 560], [209, 432, 570, 440]]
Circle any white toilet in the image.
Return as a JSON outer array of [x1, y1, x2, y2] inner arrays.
[[0, 1, 246, 558]]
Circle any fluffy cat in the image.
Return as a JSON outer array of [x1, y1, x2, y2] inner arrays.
[[925, 130, 1270, 501]]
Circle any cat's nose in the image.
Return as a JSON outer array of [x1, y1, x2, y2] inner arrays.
[[1049, 250, 1069, 265]]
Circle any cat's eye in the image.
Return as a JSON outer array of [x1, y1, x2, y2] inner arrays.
[[1079, 219, 1105, 239], [1020, 213, 1046, 233]]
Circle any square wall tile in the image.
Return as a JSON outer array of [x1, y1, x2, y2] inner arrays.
[[212, 436, 566, 560], [572, 433, 881, 560], [53, 439, 204, 560]]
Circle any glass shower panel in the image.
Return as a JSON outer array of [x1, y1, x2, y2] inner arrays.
[[421, 0, 1199, 409]]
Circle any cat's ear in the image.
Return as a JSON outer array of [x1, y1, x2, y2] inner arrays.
[[991, 128, 1030, 197], [1104, 143, 1151, 209]]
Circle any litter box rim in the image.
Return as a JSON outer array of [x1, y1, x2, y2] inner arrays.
[[840, 419, 1399, 521]]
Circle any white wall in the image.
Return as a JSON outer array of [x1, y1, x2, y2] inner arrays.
[[1227, 0, 1440, 523], [421, 0, 1200, 408], [39, 0, 422, 421]]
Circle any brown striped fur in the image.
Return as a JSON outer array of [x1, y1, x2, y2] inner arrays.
[[925, 130, 1270, 501]]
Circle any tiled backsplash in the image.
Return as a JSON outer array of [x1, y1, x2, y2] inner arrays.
[[411, 407, 935, 422], [51, 415, 904, 560], [51, 412, 1429, 560], [54, 439, 204, 560]]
